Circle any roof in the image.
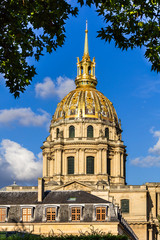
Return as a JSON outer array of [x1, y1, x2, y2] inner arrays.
[[0, 191, 109, 205], [42, 191, 110, 204], [0, 192, 38, 205], [53, 88, 119, 125]]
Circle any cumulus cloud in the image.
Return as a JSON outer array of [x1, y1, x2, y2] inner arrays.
[[131, 128, 160, 167], [0, 139, 42, 182], [0, 108, 50, 128], [35, 76, 75, 99]]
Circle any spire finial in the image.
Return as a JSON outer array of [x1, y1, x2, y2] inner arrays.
[[84, 20, 89, 56], [75, 21, 97, 88]]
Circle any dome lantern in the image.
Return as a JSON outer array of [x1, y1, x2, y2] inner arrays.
[[75, 21, 97, 89]]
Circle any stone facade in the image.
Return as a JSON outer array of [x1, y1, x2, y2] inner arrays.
[[0, 191, 137, 239]]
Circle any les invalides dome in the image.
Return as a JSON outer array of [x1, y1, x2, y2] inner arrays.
[[42, 22, 126, 191]]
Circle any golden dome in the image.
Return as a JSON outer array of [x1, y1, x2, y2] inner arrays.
[[53, 87, 118, 124], [52, 21, 118, 125]]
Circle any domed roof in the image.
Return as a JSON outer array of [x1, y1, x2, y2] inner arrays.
[[53, 87, 118, 124], [52, 22, 118, 126]]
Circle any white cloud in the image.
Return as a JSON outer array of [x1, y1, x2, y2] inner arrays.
[[0, 139, 42, 181], [35, 77, 56, 98], [149, 138, 160, 155], [131, 156, 160, 167], [0, 108, 50, 128], [35, 76, 75, 99], [131, 128, 160, 167]]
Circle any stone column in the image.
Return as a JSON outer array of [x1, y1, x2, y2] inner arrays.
[[98, 148, 102, 174], [102, 149, 107, 174], [56, 149, 62, 175], [116, 152, 121, 176], [79, 149, 85, 174], [42, 152, 48, 177], [75, 149, 79, 174], [50, 157, 54, 177], [95, 150, 99, 174], [62, 150, 65, 175], [82, 149, 85, 174], [120, 153, 124, 177]]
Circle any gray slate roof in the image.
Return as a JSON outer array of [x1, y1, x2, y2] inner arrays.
[[0, 191, 109, 205], [0, 192, 38, 205], [42, 191, 109, 204]]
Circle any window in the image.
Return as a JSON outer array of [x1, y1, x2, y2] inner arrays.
[[107, 158, 110, 175], [69, 125, 75, 138], [46, 207, 56, 222], [86, 156, 94, 174], [0, 208, 6, 222], [105, 128, 109, 139], [68, 157, 74, 174], [87, 125, 93, 138], [121, 199, 129, 213], [56, 128, 59, 138], [96, 207, 106, 221], [71, 207, 81, 221], [22, 208, 32, 222]]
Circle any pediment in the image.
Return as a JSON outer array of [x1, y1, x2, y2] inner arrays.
[[54, 181, 95, 191]]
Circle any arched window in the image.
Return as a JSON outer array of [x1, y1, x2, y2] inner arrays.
[[69, 126, 75, 138], [121, 199, 129, 213], [105, 128, 109, 139], [87, 125, 93, 138], [67, 157, 74, 174], [107, 158, 110, 175], [86, 156, 94, 174], [56, 128, 59, 138]]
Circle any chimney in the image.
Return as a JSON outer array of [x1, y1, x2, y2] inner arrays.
[[38, 178, 44, 202]]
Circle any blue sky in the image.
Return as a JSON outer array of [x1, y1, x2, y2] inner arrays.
[[0, 5, 160, 188]]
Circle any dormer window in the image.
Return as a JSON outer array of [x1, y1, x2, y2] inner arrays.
[[44, 205, 60, 222], [46, 207, 56, 222], [20, 206, 35, 222], [0, 208, 7, 222], [22, 208, 32, 222], [96, 207, 106, 221]]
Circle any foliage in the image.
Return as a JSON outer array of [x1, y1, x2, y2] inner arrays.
[[79, 0, 160, 73], [1, 0, 160, 97], [0, 0, 78, 97], [0, 232, 128, 240]]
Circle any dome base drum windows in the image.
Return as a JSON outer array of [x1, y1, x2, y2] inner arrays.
[[69, 126, 75, 138], [68, 157, 74, 174], [105, 128, 109, 139], [87, 125, 93, 138], [56, 128, 59, 138], [86, 156, 94, 174]]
